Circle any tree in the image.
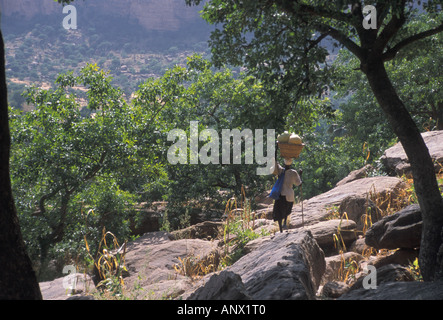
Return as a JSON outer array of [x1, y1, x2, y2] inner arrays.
[[333, 15, 443, 149], [185, 0, 443, 281], [0, 0, 86, 300], [10, 64, 162, 275], [0, 30, 42, 299], [131, 55, 279, 226]]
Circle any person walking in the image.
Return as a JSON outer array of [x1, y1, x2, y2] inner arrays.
[[270, 147, 302, 233]]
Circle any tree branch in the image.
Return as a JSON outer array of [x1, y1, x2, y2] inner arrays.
[[373, 1, 407, 54], [382, 23, 443, 61], [293, 1, 358, 28], [306, 32, 330, 52], [315, 23, 364, 60]]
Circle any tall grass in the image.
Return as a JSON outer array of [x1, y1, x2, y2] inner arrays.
[[173, 186, 270, 279], [327, 177, 420, 284], [84, 226, 128, 297]]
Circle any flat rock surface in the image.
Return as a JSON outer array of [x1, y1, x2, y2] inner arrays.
[[39, 274, 95, 300], [123, 235, 221, 299], [339, 279, 443, 300], [289, 176, 405, 228]]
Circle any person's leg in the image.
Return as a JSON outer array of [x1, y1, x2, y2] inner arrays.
[[278, 219, 283, 233], [284, 200, 293, 231]]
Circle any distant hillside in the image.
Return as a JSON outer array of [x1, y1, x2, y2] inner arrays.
[[1, 0, 213, 109], [1, 0, 204, 32]]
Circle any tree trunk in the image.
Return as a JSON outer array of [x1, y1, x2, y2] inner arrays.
[[437, 102, 443, 131], [363, 58, 443, 281], [0, 31, 42, 299]]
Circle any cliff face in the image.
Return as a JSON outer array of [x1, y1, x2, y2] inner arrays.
[[0, 0, 202, 32], [1, 0, 59, 18]]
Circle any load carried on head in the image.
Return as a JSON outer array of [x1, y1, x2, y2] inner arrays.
[[277, 131, 304, 159]]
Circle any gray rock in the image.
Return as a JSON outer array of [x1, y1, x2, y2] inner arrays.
[[339, 279, 443, 300], [336, 164, 374, 187], [169, 221, 223, 240], [227, 230, 325, 300], [321, 252, 365, 285], [39, 274, 95, 300], [306, 219, 358, 255], [380, 130, 443, 176], [371, 248, 419, 269], [365, 204, 422, 250], [349, 237, 373, 255], [187, 271, 251, 300], [339, 195, 381, 231], [348, 264, 415, 292], [321, 281, 350, 299], [123, 235, 222, 299], [289, 177, 406, 228]]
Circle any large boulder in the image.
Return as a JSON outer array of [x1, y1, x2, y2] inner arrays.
[[245, 219, 358, 256], [289, 177, 406, 228], [187, 271, 251, 300], [169, 221, 223, 240], [348, 263, 415, 292], [306, 219, 358, 255], [365, 204, 422, 250], [226, 230, 325, 300], [321, 252, 365, 285], [339, 195, 381, 231], [380, 130, 443, 176], [122, 232, 222, 299]]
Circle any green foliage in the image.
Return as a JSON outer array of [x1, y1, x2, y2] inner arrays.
[[132, 54, 282, 228], [330, 11, 443, 167], [9, 0, 443, 282], [9, 64, 163, 272]]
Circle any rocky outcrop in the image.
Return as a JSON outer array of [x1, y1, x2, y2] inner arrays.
[[38, 131, 443, 300], [380, 130, 443, 176], [365, 204, 422, 250], [321, 281, 350, 299], [191, 230, 325, 300], [39, 273, 95, 300], [306, 219, 358, 255]]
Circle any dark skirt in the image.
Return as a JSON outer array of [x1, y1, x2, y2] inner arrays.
[[272, 195, 293, 221]]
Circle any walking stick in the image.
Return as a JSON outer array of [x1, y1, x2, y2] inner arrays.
[[299, 168, 304, 228]]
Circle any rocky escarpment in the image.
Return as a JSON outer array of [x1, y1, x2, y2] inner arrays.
[[0, 0, 202, 32], [39, 174, 421, 300]]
